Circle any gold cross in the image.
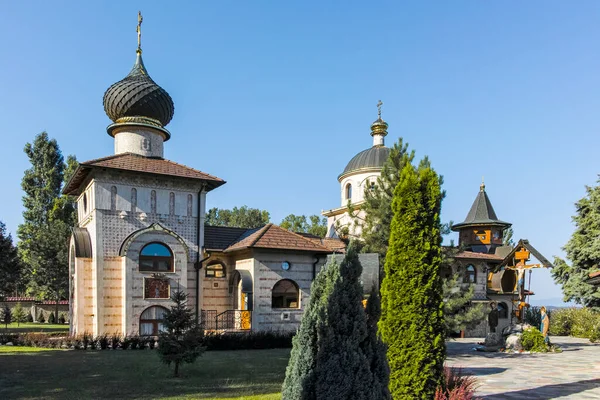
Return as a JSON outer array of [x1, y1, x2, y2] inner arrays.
[[137, 11, 143, 53], [377, 100, 383, 119]]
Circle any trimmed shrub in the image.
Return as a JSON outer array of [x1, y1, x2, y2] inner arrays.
[[204, 330, 294, 351], [130, 335, 140, 350], [98, 334, 109, 350], [48, 312, 56, 324], [58, 313, 66, 324], [521, 327, 549, 352], [26, 313, 34, 323], [549, 307, 600, 342], [121, 335, 131, 350], [38, 311, 45, 323], [111, 334, 121, 350], [82, 332, 92, 350], [435, 366, 479, 400]]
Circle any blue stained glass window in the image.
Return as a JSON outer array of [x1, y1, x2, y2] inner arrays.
[[141, 243, 172, 257]]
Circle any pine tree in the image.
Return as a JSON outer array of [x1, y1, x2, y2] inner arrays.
[[0, 221, 21, 298], [442, 273, 486, 334], [282, 242, 388, 399], [354, 138, 414, 258], [379, 159, 446, 399], [12, 303, 26, 327], [157, 290, 205, 377], [2, 305, 11, 328], [17, 133, 76, 314], [552, 178, 600, 308], [48, 312, 56, 324], [38, 310, 45, 323]]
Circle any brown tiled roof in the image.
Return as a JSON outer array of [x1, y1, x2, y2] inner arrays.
[[63, 153, 225, 195], [297, 233, 347, 253], [455, 251, 504, 261], [39, 300, 69, 305], [2, 297, 36, 302], [224, 224, 331, 253], [204, 225, 248, 251]]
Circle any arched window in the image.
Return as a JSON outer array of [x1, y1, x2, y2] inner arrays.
[[346, 183, 352, 200], [497, 302, 508, 319], [131, 188, 137, 213], [82, 193, 88, 213], [272, 279, 299, 309], [187, 194, 193, 217], [150, 190, 157, 214], [139, 306, 168, 336], [139, 243, 174, 272], [169, 192, 175, 215], [110, 186, 117, 211], [464, 264, 476, 283], [206, 262, 226, 278]]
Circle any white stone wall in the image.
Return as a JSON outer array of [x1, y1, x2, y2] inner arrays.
[[251, 250, 326, 332], [326, 208, 367, 238], [339, 171, 381, 206], [71, 170, 208, 336], [113, 127, 166, 158], [200, 253, 237, 315]]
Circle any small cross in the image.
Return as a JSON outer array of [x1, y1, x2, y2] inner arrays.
[[377, 100, 383, 119], [137, 11, 143, 52]]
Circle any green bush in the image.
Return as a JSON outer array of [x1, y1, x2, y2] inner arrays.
[[549, 308, 600, 341], [26, 313, 34, 323], [204, 330, 294, 351], [521, 327, 549, 352], [58, 313, 66, 324], [523, 306, 545, 329], [48, 312, 56, 324], [38, 311, 45, 323]]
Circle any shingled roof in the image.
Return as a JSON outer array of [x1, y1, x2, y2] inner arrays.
[[63, 153, 225, 196], [224, 224, 331, 253], [451, 184, 511, 231], [204, 226, 248, 251]]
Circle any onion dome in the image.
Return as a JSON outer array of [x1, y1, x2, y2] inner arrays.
[[103, 52, 174, 138], [338, 101, 390, 180], [103, 13, 174, 139]]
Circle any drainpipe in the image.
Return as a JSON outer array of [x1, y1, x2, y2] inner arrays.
[[312, 256, 322, 280]]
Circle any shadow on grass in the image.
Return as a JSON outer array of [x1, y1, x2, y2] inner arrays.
[[482, 378, 600, 399], [0, 348, 290, 399]]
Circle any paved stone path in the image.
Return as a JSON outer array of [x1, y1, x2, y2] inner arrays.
[[446, 336, 600, 399]]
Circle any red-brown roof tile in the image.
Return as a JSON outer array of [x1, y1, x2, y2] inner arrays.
[[224, 224, 331, 253], [63, 153, 225, 195], [3, 297, 37, 302], [455, 251, 504, 261]]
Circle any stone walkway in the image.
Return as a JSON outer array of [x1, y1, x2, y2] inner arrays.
[[446, 336, 600, 399]]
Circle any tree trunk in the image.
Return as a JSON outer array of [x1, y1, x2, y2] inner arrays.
[[55, 291, 59, 325], [174, 361, 180, 377]]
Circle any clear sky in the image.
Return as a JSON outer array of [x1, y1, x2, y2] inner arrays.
[[1, 1, 599, 306]]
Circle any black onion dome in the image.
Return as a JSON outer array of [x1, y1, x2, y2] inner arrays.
[[339, 146, 390, 179], [103, 53, 174, 128]]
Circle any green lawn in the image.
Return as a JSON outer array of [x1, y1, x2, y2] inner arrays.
[[2, 323, 69, 333], [0, 346, 289, 399]]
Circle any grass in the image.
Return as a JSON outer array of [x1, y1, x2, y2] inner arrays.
[[2, 323, 69, 333], [0, 347, 290, 399]]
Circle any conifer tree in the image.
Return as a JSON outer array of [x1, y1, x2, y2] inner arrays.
[[362, 286, 391, 399], [282, 242, 389, 399], [379, 159, 446, 399], [157, 290, 205, 377], [12, 303, 26, 327], [0, 221, 21, 298], [553, 178, 600, 308], [2, 305, 11, 328]]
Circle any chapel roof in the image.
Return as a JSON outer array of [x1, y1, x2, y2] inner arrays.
[[63, 153, 225, 196], [454, 250, 504, 261], [223, 224, 332, 253], [451, 183, 511, 231]]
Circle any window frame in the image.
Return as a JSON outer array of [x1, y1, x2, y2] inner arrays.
[[139, 306, 168, 336], [464, 264, 476, 284], [205, 262, 226, 278], [271, 279, 300, 309], [497, 302, 509, 319], [139, 242, 174, 273], [345, 183, 352, 200]]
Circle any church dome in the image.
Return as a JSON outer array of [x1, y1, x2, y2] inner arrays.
[[340, 146, 391, 179], [103, 52, 174, 131]]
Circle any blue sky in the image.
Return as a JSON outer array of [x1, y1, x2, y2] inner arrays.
[[1, 1, 599, 305]]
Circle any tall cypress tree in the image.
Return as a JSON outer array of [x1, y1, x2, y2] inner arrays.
[[362, 286, 391, 399], [379, 159, 445, 399]]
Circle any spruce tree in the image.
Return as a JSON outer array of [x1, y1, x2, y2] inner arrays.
[[552, 177, 600, 308], [379, 159, 446, 399], [157, 290, 205, 377], [283, 242, 388, 399], [12, 303, 26, 327], [362, 286, 391, 399], [442, 273, 485, 334]]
